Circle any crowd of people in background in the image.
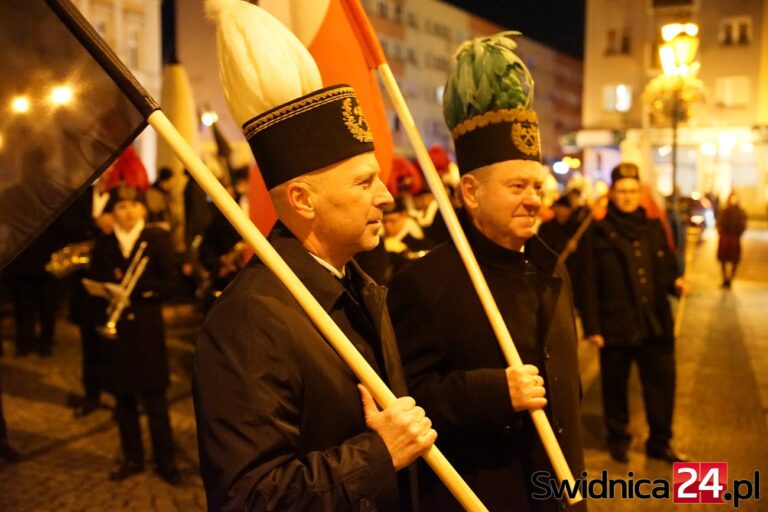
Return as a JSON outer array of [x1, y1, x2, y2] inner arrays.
[[0, 134, 750, 491]]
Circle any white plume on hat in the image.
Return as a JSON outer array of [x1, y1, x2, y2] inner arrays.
[[204, 0, 323, 127]]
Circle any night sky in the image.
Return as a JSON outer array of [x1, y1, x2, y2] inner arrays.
[[442, 0, 586, 59]]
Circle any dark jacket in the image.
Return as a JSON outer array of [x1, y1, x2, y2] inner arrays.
[[87, 226, 175, 394], [194, 226, 415, 512], [537, 215, 587, 311], [58, 189, 101, 325], [387, 219, 585, 512], [199, 208, 243, 294], [717, 204, 747, 263], [580, 204, 681, 347]]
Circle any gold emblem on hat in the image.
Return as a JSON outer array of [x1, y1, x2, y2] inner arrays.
[[342, 98, 373, 143], [511, 120, 540, 157]]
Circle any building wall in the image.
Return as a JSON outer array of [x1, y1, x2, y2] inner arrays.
[[74, 0, 162, 177], [582, 0, 768, 215]]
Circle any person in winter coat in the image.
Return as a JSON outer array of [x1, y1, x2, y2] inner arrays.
[[716, 192, 747, 288], [388, 32, 585, 512], [580, 163, 690, 464], [194, 3, 434, 510]]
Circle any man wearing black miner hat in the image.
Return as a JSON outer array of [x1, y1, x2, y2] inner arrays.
[[579, 162, 689, 464], [387, 33, 585, 511], [194, 2, 433, 511]]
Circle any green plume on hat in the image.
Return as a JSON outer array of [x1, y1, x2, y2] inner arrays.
[[442, 31, 535, 132]]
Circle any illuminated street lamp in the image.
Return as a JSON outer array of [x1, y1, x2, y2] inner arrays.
[[201, 110, 219, 127], [659, 22, 699, 200], [49, 85, 74, 106], [11, 95, 30, 113]]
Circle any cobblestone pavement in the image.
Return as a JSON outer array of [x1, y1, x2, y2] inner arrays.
[[1, 227, 768, 511], [580, 225, 768, 511], [0, 304, 206, 511]]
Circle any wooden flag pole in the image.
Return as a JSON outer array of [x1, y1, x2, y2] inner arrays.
[[342, 0, 582, 503], [556, 195, 609, 268], [673, 226, 699, 337], [147, 111, 488, 512]]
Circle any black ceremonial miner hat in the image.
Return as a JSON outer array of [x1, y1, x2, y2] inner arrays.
[[242, 85, 375, 189]]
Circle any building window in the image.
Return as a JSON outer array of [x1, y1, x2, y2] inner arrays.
[[605, 28, 631, 55], [407, 47, 418, 65], [407, 11, 419, 29], [377, 1, 388, 18], [620, 28, 631, 54], [125, 14, 143, 70], [126, 28, 140, 68], [392, 43, 403, 60], [426, 54, 450, 72], [603, 84, 633, 113], [393, 4, 403, 23], [720, 16, 752, 46], [652, 0, 693, 6]]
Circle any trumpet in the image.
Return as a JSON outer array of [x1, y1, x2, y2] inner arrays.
[[97, 241, 149, 340]]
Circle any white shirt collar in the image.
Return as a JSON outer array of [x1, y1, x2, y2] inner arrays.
[[308, 252, 345, 279], [114, 219, 145, 259]]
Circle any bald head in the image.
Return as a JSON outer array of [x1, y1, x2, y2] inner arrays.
[[268, 152, 393, 271]]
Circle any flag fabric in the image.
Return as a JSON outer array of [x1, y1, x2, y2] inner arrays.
[[247, 162, 278, 236], [0, 0, 157, 269]]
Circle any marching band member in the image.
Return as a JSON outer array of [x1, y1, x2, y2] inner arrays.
[[86, 183, 180, 484]]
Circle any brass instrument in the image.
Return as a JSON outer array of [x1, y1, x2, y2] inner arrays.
[[97, 241, 149, 340], [46, 241, 94, 278]]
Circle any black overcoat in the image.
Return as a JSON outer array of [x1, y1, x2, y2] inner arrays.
[[87, 226, 174, 394], [580, 206, 680, 347], [194, 226, 416, 512], [387, 220, 586, 512]]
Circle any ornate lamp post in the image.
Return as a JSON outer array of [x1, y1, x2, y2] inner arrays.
[[658, 23, 700, 200]]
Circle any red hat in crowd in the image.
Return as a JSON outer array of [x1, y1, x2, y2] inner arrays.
[[388, 156, 424, 195], [103, 145, 150, 192], [427, 143, 451, 175]]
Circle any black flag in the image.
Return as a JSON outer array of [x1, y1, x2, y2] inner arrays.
[[0, 0, 158, 269]]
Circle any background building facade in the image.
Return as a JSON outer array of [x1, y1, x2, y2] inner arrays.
[[581, 0, 768, 215], [73, 0, 162, 176]]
